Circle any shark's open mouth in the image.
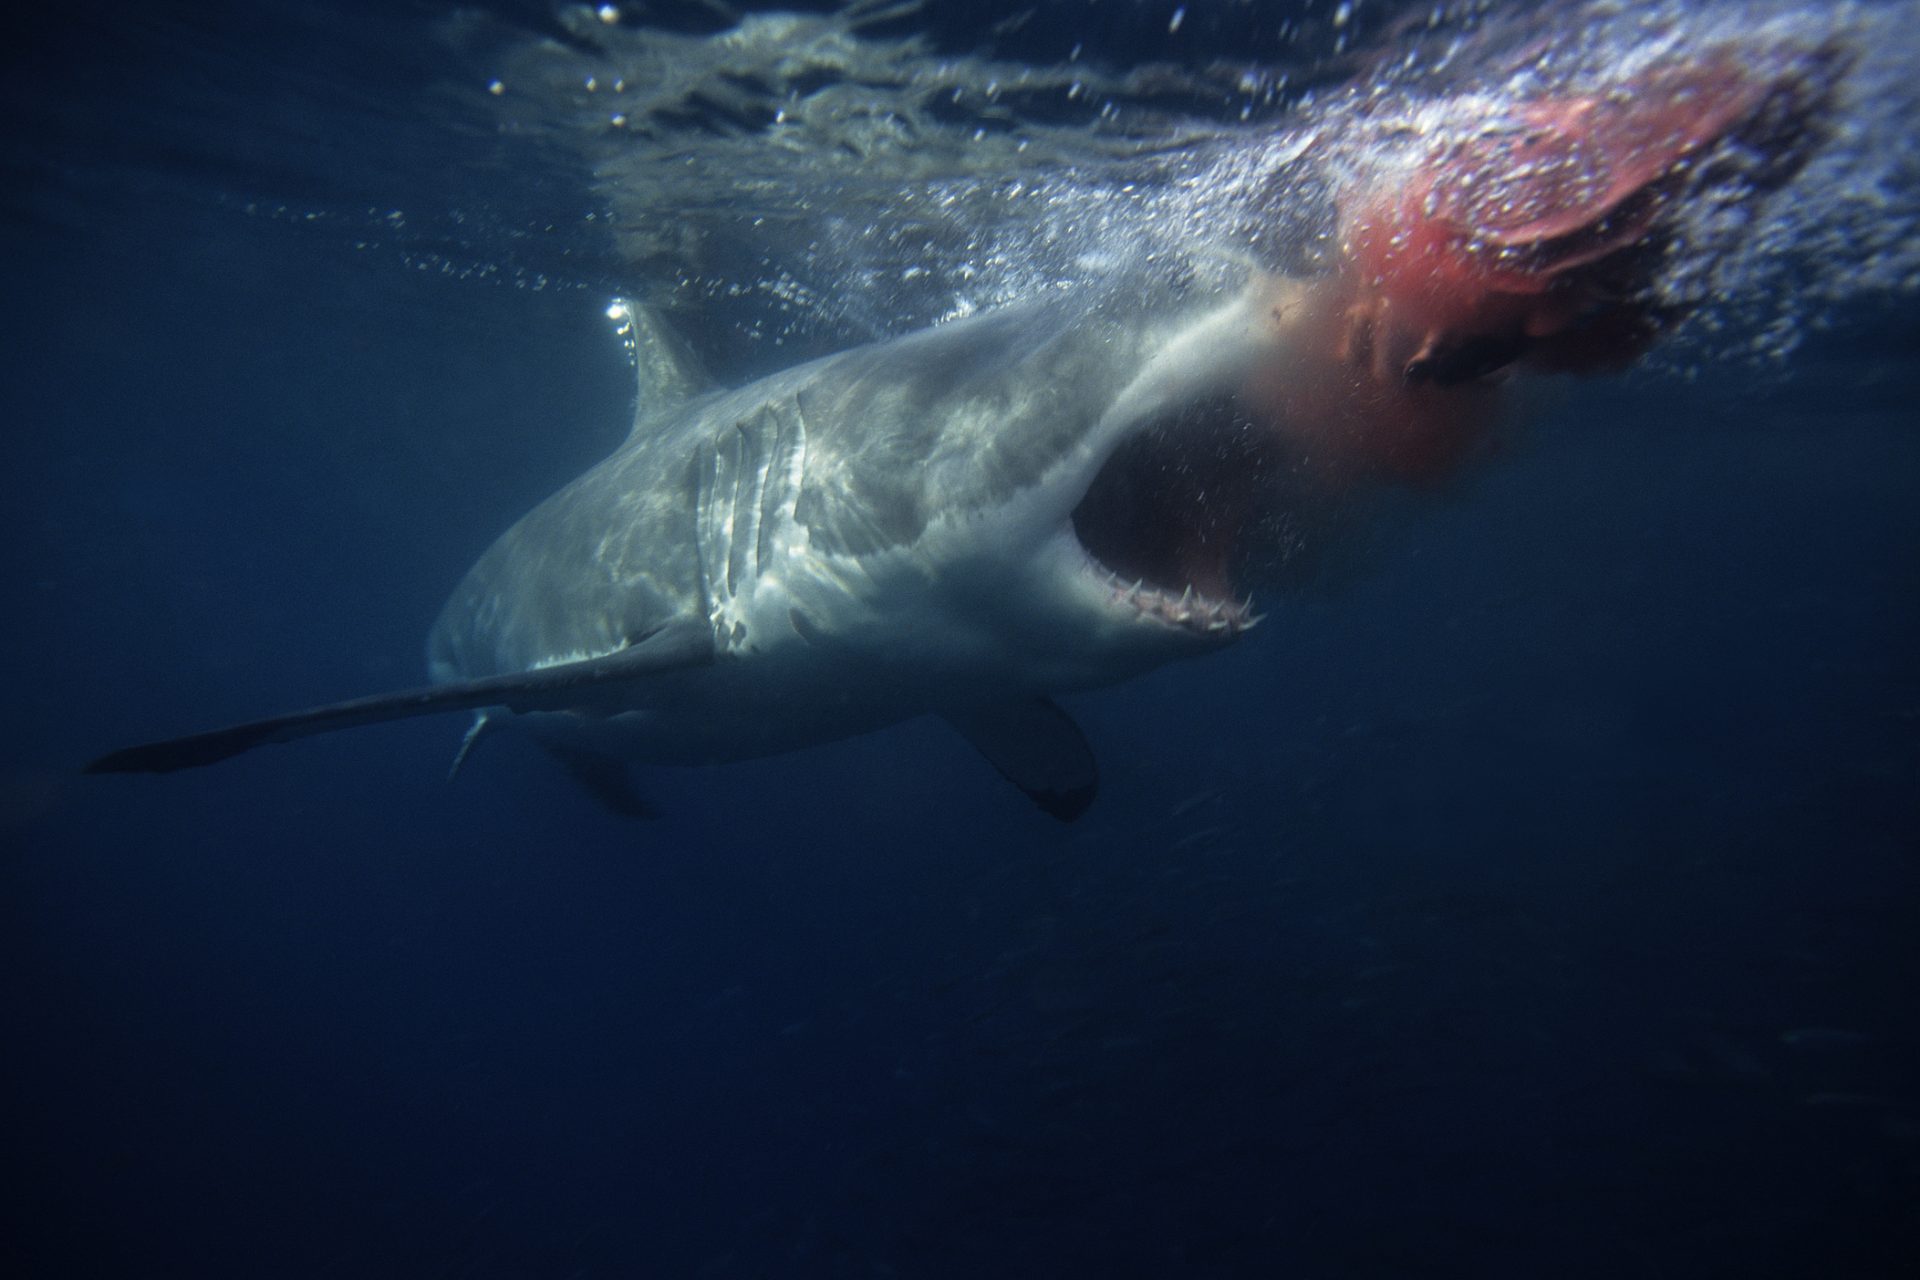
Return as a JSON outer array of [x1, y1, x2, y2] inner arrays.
[[1069, 393, 1274, 636]]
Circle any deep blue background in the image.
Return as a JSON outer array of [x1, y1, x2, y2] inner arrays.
[[5, 3, 1918, 1276]]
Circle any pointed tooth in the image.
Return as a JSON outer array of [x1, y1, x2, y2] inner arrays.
[[1207, 619, 1231, 633], [1180, 585, 1193, 605], [1244, 612, 1267, 630]]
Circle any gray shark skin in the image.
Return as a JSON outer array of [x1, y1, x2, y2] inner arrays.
[[90, 268, 1308, 819]]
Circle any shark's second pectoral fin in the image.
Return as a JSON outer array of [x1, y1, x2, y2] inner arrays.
[[542, 742, 658, 819], [86, 618, 715, 775], [944, 698, 1099, 822]]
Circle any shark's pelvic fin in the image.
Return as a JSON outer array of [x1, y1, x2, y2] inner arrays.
[[446, 711, 495, 781], [944, 698, 1099, 822], [86, 617, 716, 775]]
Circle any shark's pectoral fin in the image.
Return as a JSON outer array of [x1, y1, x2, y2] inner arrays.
[[944, 698, 1099, 822], [543, 743, 658, 819], [86, 618, 715, 775]]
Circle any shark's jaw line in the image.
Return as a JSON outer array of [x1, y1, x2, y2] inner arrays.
[[1089, 565, 1259, 636], [1060, 393, 1271, 641], [1040, 286, 1285, 645]]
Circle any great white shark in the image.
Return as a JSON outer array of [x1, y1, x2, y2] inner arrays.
[[87, 48, 1832, 818], [94, 273, 1309, 818]]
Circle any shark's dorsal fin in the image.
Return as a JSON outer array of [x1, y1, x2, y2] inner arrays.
[[612, 298, 712, 432], [86, 617, 715, 775]]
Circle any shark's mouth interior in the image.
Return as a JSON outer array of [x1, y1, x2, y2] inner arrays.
[[1069, 394, 1278, 634]]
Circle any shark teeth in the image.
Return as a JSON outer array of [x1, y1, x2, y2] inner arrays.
[[1102, 572, 1257, 636]]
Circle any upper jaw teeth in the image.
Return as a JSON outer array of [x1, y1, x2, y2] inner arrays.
[[1101, 571, 1261, 635]]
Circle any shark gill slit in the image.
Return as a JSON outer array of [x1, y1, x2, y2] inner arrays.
[[728, 416, 769, 600], [755, 403, 805, 578]]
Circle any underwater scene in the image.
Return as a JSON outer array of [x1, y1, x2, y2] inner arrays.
[[5, 0, 1918, 1274]]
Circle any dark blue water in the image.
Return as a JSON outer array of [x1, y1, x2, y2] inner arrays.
[[6, 3, 1918, 1276]]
